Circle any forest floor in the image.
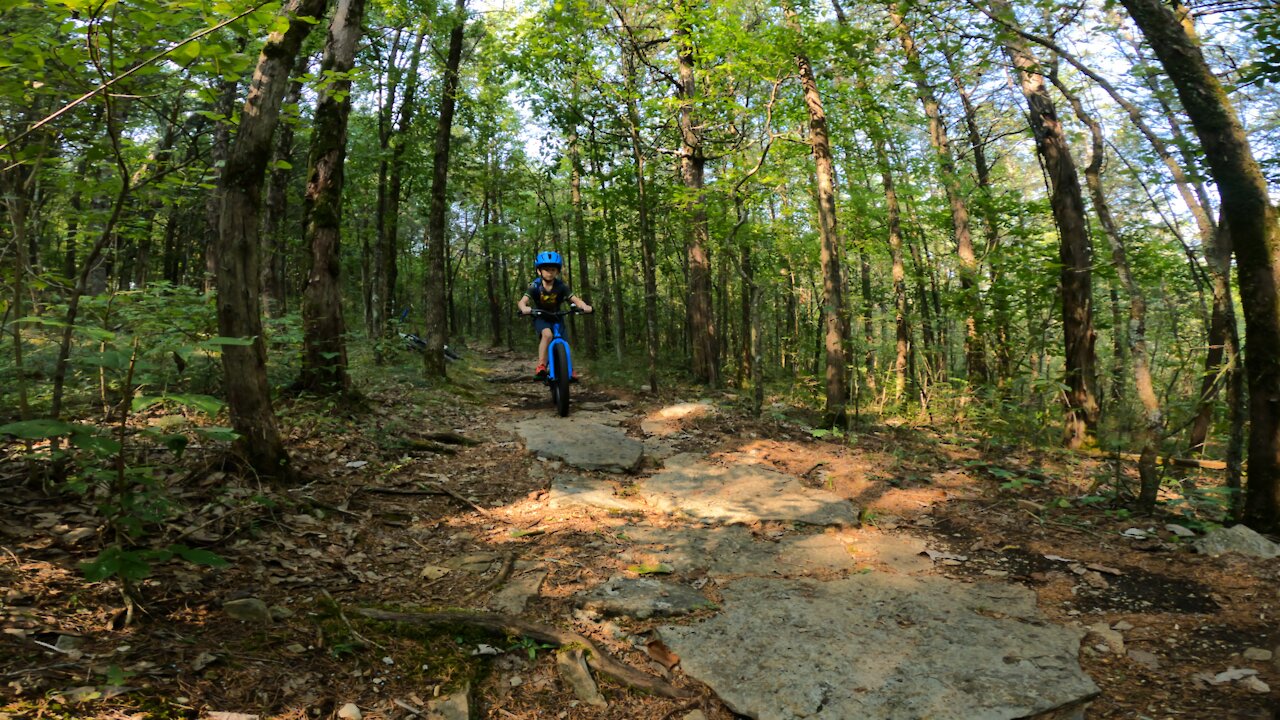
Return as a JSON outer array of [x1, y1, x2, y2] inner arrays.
[[2, 345, 1279, 719]]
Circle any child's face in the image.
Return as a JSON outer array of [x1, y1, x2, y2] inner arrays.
[[539, 266, 559, 281]]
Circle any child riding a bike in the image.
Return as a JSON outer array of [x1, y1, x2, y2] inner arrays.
[[517, 251, 592, 378]]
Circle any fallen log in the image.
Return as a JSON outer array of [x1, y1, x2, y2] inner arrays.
[[355, 608, 694, 699]]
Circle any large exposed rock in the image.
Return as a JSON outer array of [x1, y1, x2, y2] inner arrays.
[[658, 575, 1098, 720], [638, 454, 858, 527], [619, 525, 859, 578], [577, 576, 715, 619], [546, 474, 646, 512], [490, 565, 548, 614], [514, 418, 643, 473], [1194, 524, 1280, 559]]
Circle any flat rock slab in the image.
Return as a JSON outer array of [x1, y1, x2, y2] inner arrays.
[[547, 474, 646, 513], [577, 576, 716, 619], [620, 525, 858, 578], [659, 575, 1098, 720], [639, 454, 858, 527], [514, 418, 643, 473]]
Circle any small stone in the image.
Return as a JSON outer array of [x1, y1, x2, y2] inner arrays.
[[1243, 647, 1273, 662], [1112, 621, 1134, 632], [192, 652, 219, 671], [426, 682, 470, 720], [1210, 667, 1257, 685], [1086, 623, 1125, 655], [1127, 649, 1161, 670], [683, 712, 708, 720], [222, 598, 272, 624], [1165, 523, 1196, 537], [285, 644, 307, 654], [640, 385, 652, 393], [420, 565, 451, 580], [54, 635, 81, 652], [1239, 676, 1270, 694], [982, 570, 1009, 578], [269, 605, 294, 621], [337, 703, 361, 720]]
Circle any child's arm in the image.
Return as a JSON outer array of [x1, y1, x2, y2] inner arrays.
[[517, 294, 533, 315], [569, 295, 593, 314]]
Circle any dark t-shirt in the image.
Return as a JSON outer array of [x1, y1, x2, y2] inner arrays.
[[523, 278, 575, 312]]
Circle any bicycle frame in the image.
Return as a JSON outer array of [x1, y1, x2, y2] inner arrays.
[[545, 323, 573, 382]]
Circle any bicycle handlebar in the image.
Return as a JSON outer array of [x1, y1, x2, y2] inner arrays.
[[520, 307, 591, 318]]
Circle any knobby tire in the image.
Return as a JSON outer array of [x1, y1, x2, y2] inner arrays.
[[552, 343, 570, 416]]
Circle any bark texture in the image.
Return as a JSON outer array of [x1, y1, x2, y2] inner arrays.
[[421, 0, 467, 379], [1120, 0, 1280, 530], [996, 1, 1099, 448], [216, 0, 329, 479], [300, 0, 365, 393]]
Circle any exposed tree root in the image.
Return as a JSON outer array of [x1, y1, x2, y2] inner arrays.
[[355, 608, 695, 699]]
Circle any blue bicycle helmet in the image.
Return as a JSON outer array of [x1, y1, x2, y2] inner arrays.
[[535, 250, 563, 269]]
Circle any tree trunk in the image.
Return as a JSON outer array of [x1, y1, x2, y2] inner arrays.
[[622, 45, 659, 392], [892, 4, 985, 385], [675, 5, 718, 387], [203, 71, 240, 294], [874, 135, 909, 403], [995, 1, 1098, 448], [300, 0, 363, 393], [374, 25, 426, 343], [421, 0, 467, 379], [1120, 0, 1280, 531], [568, 129, 597, 358], [1056, 73, 1164, 511], [262, 78, 303, 318], [216, 0, 329, 479], [787, 4, 847, 425]]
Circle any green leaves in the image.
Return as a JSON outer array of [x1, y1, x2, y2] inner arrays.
[[0, 418, 77, 439], [81, 544, 228, 583]]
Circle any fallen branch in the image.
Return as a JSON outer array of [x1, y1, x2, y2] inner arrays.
[[422, 482, 492, 517], [355, 608, 694, 699], [420, 431, 481, 446], [361, 486, 450, 497], [402, 439, 458, 455], [1083, 449, 1227, 471]]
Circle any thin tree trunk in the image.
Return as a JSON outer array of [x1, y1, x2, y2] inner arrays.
[[1056, 73, 1164, 510], [203, 73, 240, 294], [995, 0, 1099, 448], [675, 4, 718, 387], [421, 0, 467, 379], [216, 0, 329, 479], [621, 45, 659, 392], [875, 135, 909, 403], [300, 0, 364, 393], [262, 78, 303, 318], [568, 128, 597, 358], [786, 4, 847, 424], [1120, 0, 1280, 531], [891, 4, 985, 385]]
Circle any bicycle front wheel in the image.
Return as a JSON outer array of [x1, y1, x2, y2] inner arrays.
[[551, 342, 571, 417]]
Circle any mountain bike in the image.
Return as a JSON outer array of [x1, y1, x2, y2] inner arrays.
[[526, 308, 588, 417]]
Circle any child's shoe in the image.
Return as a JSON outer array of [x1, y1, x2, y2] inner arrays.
[[570, 369, 580, 382], [535, 364, 548, 379]]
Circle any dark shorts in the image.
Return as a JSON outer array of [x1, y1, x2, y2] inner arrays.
[[534, 317, 563, 336]]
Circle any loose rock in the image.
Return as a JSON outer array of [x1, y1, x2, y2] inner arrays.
[[336, 703, 361, 720], [556, 648, 608, 709], [1242, 647, 1273, 662], [426, 682, 470, 720], [222, 598, 272, 625], [1086, 623, 1125, 655], [1193, 524, 1280, 559]]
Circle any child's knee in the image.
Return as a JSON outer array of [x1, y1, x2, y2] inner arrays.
[[541, 328, 554, 340]]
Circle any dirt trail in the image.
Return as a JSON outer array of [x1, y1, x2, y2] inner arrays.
[[2, 348, 1277, 719]]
